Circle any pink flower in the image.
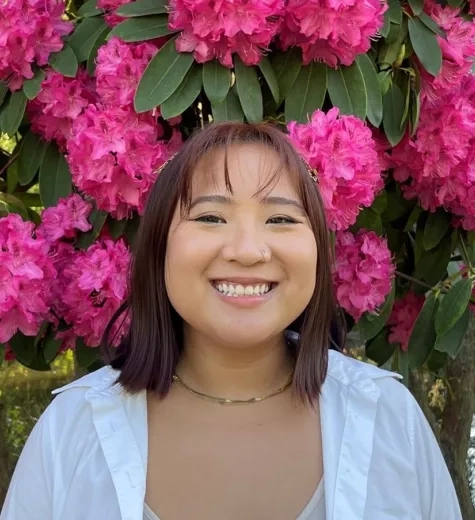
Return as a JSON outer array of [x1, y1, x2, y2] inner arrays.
[[288, 108, 383, 231], [279, 0, 387, 67], [56, 238, 130, 347], [0, 214, 57, 343], [27, 68, 96, 150], [333, 229, 394, 320], [0, 0, 73, 90], [419, 1, 475, 102], [97, 0, 129, 27], [388, 292, 425, 351], [391, 74, 475, 230], [37, 194, 93, 243], [66, 104, 182, 219], [95, 37, 159, 108], [168, 0, 285, 67]]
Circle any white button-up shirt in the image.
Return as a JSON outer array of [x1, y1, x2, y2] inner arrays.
[[1, 350, 462, 519]]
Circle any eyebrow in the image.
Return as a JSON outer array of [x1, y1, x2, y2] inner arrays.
[[189, 195, 305, 212]]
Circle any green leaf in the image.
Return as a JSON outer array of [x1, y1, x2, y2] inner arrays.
[[382, 186, 414, 222], [108, 15, 174, 42], [447, 0, 464, 7], [0, 90, 27, 136], [211, 90, 244, 122], [9, 333, 35, 366], [271, 48, 302, 105], [107, 215, 128, 239], [353, 208, 383, 235], [408, 294, 438, 370], [0, 82, 8, 105], [23, 69, 45, 100], [423, 209, 451, 250], [160, 63, 202, 119], [134, 37, 194, 112], [0, 344, 4, 367], [327, 63, 367, 120], [426, 348, 447, 374], [42, 330, 62, 363], [378, 71, 391, 96], [366, 329, 397, 366], [404, 204, 422, 232], [125, 212, 141, 248], [409, 89, 421, 137], [202, 60, 230, 104], [355, 54, 383, 127], [285, 62, 327, 123], [116, 0, 167, 16], [7, 160, 18, 193], [408, 18, 442, 77], [87, 26, 111, 76], [388, 0, 402, 24], [15, 192, 42, 207], [69, 17, 107, 62], [78, 0, 103, 17], [385, 22, 401, 44], [408, 0, 423, 15], [48, 44, 79, 77], [39, 143, 72, 207], [418, 12, 446, 39], [18, 131, 47, 185], [381, 11, 391, 38], [382, 83, 405, 146], [0, 193, 29, 220], [371, 190, 387, 214], [234, 57, 263, 122], [258, 56, 279, 105], [435, 306, 469, 359], [75, 337, 99, 367], [435, 278, 473, 336], [77, 206, 108, 249], [358, 282, 395, 341]]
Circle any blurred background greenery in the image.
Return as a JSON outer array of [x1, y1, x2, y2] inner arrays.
[[0, 354, 75, 504]]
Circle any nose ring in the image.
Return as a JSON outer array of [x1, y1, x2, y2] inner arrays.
[[261, 249, 269, 262]]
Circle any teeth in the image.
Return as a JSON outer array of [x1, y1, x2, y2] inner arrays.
[[214, 282, 272, 297]]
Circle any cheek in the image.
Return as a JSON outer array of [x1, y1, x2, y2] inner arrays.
[[281, 232, 318, 292]]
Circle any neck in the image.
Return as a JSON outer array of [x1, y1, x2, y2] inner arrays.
[[176, 329, 294, 400]]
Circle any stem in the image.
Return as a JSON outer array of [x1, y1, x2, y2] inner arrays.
[[460, 236, 472, 270], [0, 152, 19, 178], [395, 270, 434, 291]]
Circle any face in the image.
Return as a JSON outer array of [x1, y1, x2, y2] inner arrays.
[[165, 143, 318, 348]]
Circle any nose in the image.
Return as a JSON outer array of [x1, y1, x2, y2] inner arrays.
[[221, 224, 270, 266]]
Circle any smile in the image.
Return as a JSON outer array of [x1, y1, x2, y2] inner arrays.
[[211, 281, 276, 297]]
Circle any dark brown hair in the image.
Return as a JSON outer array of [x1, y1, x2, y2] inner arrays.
[[103, 121, 345, 404]]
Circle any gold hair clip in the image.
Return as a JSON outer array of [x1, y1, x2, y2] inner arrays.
[[155, 152, 178, 175]]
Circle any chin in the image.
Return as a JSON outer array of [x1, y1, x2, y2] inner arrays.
[[211, 325, 282, 348]]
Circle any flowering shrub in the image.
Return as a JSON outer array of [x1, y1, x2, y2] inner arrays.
[[0, 0, 475, 386]]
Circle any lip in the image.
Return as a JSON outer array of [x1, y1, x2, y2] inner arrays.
[[210, 280, 277, 308], [211, 277, 277, 284]]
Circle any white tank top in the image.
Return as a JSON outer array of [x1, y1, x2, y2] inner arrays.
[[144, 478, 325, 520]]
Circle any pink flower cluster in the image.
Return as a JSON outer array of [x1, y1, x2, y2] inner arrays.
[[419, 1, 475, 102], [66, 104, 182, 219], [279, 0, 387, 67], [388, 292, 424, 351], [168, 0, 285, 67], [333, 229, 394, 320], [95, 37, 159, 108], [97, 0, 130, 27], [37, 194, 93, 242], [56, 238, 130, 347], [0, 214, 56, 343], [0, 0, 73, 90], [391, 74, 475, 230], [288, 108, 383, 231], [27, 68, 96, 151]]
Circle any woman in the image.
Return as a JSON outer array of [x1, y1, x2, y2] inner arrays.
[[1, 122, 461, 520]]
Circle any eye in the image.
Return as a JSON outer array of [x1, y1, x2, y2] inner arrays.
[[192, 214, 226, 224], [267, 215, 300, 225]]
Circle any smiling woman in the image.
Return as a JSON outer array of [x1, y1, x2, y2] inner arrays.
[[0, 122, 462, 520]]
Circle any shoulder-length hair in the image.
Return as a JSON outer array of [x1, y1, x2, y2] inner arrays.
[[103, 121, 345, 404]]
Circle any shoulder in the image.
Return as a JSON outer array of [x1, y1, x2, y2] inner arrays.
[[327, 350, 421, 447]]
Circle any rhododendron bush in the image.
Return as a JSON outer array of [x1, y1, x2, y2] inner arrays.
[[1, 0, 475, 384]]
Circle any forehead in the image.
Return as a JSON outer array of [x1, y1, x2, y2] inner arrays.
[[190, 142, 299, 197]]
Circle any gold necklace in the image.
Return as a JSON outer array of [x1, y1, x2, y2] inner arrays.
[[172, 374, 293, 405]]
